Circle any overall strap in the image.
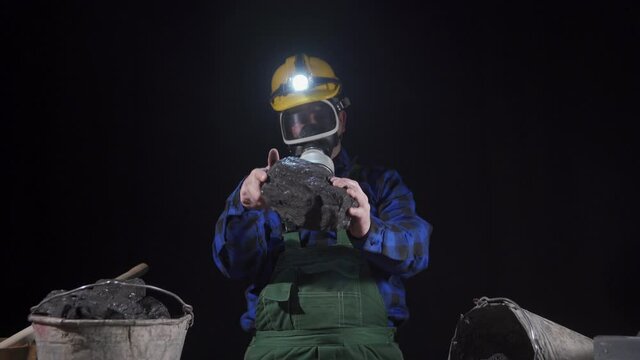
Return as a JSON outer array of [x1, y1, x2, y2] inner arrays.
[[283, 231, 301, 250], [336, 229, 352, 248], [282, 229, 352, 251]]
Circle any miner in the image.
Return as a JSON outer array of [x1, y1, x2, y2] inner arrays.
[[212, 53, 432, 359]]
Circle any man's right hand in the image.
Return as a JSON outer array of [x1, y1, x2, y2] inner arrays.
[[239, 148, 280, 210]]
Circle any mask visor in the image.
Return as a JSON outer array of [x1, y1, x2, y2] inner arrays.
[[280, 100, 339, 145]]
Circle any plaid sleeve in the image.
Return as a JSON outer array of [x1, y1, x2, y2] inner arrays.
[[359, 170, 432, 278], [212, 179, 283, 280]]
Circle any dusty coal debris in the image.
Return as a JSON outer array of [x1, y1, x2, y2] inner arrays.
[[261, 156, 357, 231], [482, 354, 509, 360], [31, 278, 170, 320]]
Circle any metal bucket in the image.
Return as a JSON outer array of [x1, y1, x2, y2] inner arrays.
[[448, 297, 593, 360], [28, 280, 194, 360]]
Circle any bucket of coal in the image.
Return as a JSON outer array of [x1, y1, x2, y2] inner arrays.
[[448, 297, 593, 360], [28, 279, 193, 360]]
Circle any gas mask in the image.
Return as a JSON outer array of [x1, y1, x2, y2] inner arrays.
[[279, 98, 349, 174]]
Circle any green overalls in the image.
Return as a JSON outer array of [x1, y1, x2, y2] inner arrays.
[[244, 230, 404, 360]]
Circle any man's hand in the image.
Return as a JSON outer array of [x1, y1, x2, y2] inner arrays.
[[331, 177, 371, 238], [240, 148, 280, 209]]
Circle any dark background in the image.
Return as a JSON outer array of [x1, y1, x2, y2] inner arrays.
[[3, 1, 639, 359]]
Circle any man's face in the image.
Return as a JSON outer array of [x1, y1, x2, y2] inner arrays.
[[281, 101, 337, 142], [289, 110, 321, 138]]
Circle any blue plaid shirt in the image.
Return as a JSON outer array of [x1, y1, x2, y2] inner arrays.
[[213, 149, 432, 332]]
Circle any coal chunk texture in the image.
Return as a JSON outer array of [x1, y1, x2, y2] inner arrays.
[[261, 156, 357, 231], [31, 278, 171, 320]]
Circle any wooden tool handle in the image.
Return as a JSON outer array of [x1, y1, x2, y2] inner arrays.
[[115, 262, 149, 281], [0, 262, 150, 349]]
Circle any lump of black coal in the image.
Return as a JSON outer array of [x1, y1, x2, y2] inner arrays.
[[31, 278, 170, 320], [261, 156, 357, 231], [140, 296, 171, 319]]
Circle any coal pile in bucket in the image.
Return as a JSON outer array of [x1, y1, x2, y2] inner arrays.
[[31, 278, 170, 320], [449, 303, 534, 360], [449, 297, 594, 360]]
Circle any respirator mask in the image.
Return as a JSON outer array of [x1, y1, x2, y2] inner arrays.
[[279, 98, 349, 174]]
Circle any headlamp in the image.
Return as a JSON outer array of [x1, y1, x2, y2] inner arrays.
[[271, 75, 341, 101], [291, 74, 310, 92]]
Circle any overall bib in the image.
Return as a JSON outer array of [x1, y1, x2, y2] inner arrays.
[[244, 230, 404, 360]]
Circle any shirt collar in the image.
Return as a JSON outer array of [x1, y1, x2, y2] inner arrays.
[[333, 148, 352, 178]]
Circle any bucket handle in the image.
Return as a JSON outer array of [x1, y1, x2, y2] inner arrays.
[[473, 296, 542, 360], [30, 280, 194, 326]]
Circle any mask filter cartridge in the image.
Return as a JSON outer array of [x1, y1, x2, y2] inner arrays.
[[299, 147, 334, 175]]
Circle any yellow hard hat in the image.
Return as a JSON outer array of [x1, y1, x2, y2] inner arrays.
[[270, 54, 342, 112]]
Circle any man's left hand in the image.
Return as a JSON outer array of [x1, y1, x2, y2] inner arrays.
[[330, 177, 371, 238]]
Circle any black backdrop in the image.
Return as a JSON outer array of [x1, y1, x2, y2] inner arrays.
[[4, 1, 639, 359]]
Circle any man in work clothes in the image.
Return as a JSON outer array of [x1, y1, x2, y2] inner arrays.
[[213, 54, 432, 359]]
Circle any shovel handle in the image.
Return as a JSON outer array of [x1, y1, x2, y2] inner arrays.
[[0, 262, 149, 349], [0, 327, 33, 350], [115, 262, 149, 281]]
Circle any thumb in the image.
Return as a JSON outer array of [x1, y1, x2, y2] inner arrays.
[[267, 148, 280, 169]]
